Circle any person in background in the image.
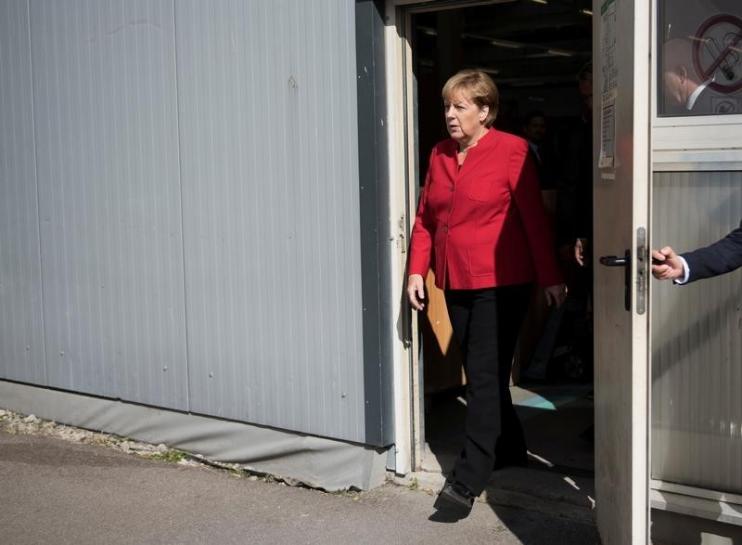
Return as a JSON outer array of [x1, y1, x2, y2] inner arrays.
[[407, 69, 566, 518], [652, 222, 742, 283], [523, 110, 557, 191], [559, 62, 593, 267], [518, 110, 561, 380], [553, 62, 594, 383]]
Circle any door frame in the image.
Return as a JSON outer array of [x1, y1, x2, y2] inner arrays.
[[384, 0, 611, 476], [383, 0, 518, 475], [383, 14, 652, 538], [383, 0, 416, 475]]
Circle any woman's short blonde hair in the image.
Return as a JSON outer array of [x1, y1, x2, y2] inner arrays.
[[442, 69, 499, 127]]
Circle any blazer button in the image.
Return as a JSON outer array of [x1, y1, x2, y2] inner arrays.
[[443, 225, 449, 233]]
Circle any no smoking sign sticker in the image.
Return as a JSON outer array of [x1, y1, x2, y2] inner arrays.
[[693, 14, 742, 94]]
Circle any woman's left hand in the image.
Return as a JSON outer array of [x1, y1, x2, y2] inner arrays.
[[544, 283, 568, 307]]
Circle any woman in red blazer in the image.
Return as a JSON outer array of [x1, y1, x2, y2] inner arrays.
[[407, 70, 566, 517]]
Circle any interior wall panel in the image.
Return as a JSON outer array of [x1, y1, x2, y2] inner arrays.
[[652, 171, 742, 493], [0, 0, 47, 385], [28, 0, 189, 409], [175, 0, 366, 442]]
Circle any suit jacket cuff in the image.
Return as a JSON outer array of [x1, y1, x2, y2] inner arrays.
[[674, 255, 691, 285]]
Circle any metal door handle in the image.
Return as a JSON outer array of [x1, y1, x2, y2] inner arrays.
[[599, 255, 630, 267], [599, 249, 632, 312]]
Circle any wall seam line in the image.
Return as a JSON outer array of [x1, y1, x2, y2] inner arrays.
[[26, 0, 50, 386], [171, 0, 192, 411]]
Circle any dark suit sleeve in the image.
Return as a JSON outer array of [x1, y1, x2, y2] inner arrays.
[[682, 221, 742, 283]]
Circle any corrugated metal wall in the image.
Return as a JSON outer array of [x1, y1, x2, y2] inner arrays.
[[30, 0, 189, 408], [0, 0, 47, 386], [652, 170, 742, 493], [175, 0, 364, 439], [0, 0, 368, 444]]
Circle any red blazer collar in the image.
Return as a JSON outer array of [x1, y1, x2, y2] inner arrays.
[[439, 129, 501, 178]]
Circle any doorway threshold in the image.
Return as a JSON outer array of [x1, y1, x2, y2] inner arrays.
[[392, 463, 595, 525], [400, 383, 596, 524]]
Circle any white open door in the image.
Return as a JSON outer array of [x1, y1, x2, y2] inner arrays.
[[593, 0, 651, 543]]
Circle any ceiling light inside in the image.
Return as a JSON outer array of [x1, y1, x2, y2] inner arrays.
[[580, 8, 593, 16], [490, 39, 522, 49], [531, 0, 548, 4], [547, 49, 573, 57]]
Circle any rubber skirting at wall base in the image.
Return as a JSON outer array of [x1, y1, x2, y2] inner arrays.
[[0, 380, 389, 491]]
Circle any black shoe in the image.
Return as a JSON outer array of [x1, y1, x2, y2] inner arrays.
[[433, 481, 475, 519]]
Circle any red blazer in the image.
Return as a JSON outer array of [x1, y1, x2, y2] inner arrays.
[[409, 129, 562, 290]]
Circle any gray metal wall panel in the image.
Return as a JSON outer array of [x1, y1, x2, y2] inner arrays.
[[28, 0, 189, 409], [175, 0, 366, 442], [652, 171, 742, 493], [0, 1, 47, 385]]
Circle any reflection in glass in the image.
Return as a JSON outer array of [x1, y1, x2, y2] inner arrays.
[[658, 0, 742, 116]]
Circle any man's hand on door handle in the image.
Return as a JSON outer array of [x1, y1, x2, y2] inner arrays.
[[651, 246, 684, 281]]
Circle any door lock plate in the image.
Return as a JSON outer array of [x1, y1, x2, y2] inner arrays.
[[636, 227, 647, 315]]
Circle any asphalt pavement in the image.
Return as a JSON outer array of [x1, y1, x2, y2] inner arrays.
[[0, 429, 600, 545]]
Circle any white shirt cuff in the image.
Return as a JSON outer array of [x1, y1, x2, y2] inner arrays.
[[673, 256, 690, 285]]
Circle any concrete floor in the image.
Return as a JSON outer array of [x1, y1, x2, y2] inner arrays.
[[423, 383, 594, 472]]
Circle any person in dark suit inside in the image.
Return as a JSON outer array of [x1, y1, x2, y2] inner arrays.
[[661, 37, 715, 116], [558, 63, 593, 267], [523, 109, 559, 225], [523, 110, 557, 191], [550, 62, 594, 383], [406, 69, 566, 518], [652, 222, 742, 283]]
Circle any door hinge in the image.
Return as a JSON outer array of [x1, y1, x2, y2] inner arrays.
[[397, 215, 407, 254]]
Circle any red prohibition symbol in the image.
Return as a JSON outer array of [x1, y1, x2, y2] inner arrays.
[[692, 14, 742, 94]]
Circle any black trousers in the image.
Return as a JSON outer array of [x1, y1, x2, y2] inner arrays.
[[444, 284, 531, 495]]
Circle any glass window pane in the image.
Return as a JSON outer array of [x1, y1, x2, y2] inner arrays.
[[651, 171, 742, 493], [658, 0, 742, 117]]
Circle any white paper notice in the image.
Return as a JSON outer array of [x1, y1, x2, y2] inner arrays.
[[599, 0, 617, 170], [599, 90, 617, 169], [600, 0, 618, 95]]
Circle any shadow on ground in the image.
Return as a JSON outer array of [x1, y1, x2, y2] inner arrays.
[[423, 384, 601, 544]]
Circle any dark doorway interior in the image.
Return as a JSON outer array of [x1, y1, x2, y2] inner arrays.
[[410, 0, 596, 493]]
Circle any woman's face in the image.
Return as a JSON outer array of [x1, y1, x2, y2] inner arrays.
[[443, 91, 488, 143]]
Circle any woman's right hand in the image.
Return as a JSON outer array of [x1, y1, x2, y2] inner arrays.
[[407, 274, 426, 311]]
